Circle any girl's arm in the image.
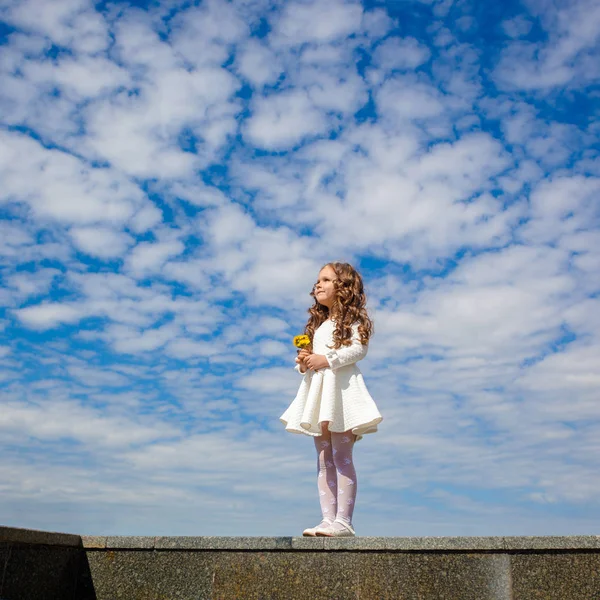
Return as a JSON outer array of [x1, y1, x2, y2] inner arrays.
[[324, 324, 368, 370], [304, 325, 368, 371]]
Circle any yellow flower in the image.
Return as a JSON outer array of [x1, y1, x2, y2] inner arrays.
[[293, 334, 311, 349]]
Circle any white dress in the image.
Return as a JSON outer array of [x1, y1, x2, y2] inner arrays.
[[280, 320, 382, 438]]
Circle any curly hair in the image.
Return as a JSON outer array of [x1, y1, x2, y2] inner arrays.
[[304, 262, 373, 349]]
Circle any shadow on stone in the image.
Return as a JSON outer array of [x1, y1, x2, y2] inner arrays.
[[0, 529, 97, 600]]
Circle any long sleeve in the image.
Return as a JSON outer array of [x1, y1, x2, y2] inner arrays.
[[324, 324, 368, 370]]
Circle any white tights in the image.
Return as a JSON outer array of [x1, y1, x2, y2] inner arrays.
[[314, 426, 357, 530]]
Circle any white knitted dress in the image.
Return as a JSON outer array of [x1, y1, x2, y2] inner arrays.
[[280, 320, 382, 438]]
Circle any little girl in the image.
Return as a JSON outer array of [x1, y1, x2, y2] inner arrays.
[[280, 262, 382, 537]]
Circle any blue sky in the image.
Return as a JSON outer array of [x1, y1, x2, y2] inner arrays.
[[1, 0, 599, 537]]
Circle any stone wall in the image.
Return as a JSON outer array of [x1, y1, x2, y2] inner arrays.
[[2, 526, 600, 599]]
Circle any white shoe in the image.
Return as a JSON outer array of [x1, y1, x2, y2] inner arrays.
[[302, 520, 333, 537], [315, 519, 356, 537]]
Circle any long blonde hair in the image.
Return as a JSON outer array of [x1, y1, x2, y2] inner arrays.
[[304, 262, 373, 349]]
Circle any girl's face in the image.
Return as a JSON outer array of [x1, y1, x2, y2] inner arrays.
[[314, 265, 337, 309]]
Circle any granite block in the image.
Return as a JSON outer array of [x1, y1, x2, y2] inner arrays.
[[503, 535, 600, 550], [0, 525, 81, 548], [209, 551, 360, 600], [322, 535, 384, 551], [153, 535, 293, 550], [82, 536, 107, 549], [347, 552, 511, 600], [106, 536, 155, 549], [87, 549, 214, 600], [290, 536, 325, 550], [511, 552, 600, 599], [84, 548, 514, 600], [209, 551, 512, 600], [383, 536, 506, 552]]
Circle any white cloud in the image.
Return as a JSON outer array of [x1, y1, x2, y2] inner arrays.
[[294, 130, 515, 262], [22, 55, 130, 100], [361, 7, 393, 40], [169, 0, 249, 68], [81, 96, 195, 179], [245, 90, 328, 150], [0, 131, 146, 226], [69, 226, 134, 258], [197, 203, 323, 306], [0, 398, 177, 448], [164, 338, 216, 359], [517, 343, 600, 400], [376, 77, 445, 121], [126, 239, 186, 275], [6, 269, 62, 304], [501, 15, 533, 39], [520, 176, 600, 244], [235, 39, 282, 87], [236, 366, 297, 395], [160, 181, 228, 208], [59, 12, 244, 177], [162, 259, 211, 290], [304, 69, 368, 114], [258, 339, 288, 356], [230, 162, 304, 211], [67, 363, 131, 387], [14, 303, 82, 330], [111, 322, 180, 354], [372, 37, 431, 71], [1, 0, 110, 53], [129, 204, 164, 233], [273, 0, 363, 47], [494, 0, 600, 90]]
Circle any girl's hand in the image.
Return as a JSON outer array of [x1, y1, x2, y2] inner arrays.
[[296, 348, 311, 373], [304, 354, 329, 371], [295, 356, 307, 373], [297, 349, 311, 361]]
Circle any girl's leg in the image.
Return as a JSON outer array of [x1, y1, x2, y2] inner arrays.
[[330, 431, 357, 530], [313, 424, 337, 525]]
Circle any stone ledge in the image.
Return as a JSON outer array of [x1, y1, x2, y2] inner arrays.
[[3, 527, 599, 552], [76, 534, 600, 551], [4, 526, 600, 600]]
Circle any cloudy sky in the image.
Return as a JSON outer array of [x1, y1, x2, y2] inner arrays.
[[1, 0, 599, 538]]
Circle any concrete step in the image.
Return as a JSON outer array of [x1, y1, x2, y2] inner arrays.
[[2, 526, 600, 599]]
